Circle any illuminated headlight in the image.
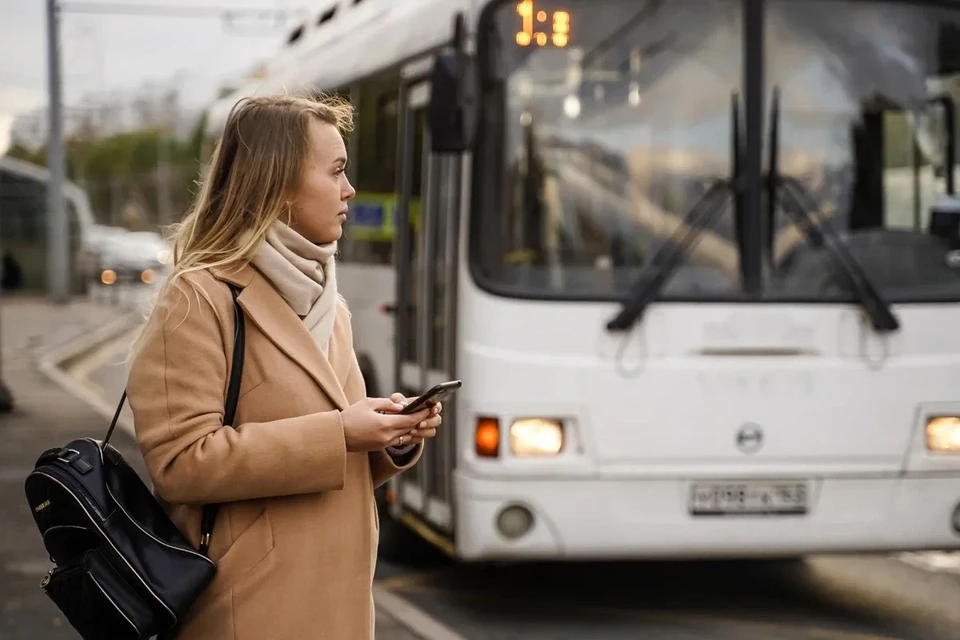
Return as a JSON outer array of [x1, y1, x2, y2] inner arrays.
[[510, 418, 563, 456], [157, 248, 171, 265], [926, 417, 960, 453]]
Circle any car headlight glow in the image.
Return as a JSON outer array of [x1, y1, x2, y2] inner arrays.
[[510, 418, 563, 456]]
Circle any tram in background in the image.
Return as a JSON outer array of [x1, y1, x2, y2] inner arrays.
[[206, 0, 960, 561]]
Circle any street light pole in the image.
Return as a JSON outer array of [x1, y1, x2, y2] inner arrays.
[[46, 0, 70, 305]]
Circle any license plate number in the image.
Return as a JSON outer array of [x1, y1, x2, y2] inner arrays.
[[689, 481, 808, 516]]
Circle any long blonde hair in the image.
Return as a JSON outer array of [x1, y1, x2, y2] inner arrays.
[[133, 94, 354, 350]]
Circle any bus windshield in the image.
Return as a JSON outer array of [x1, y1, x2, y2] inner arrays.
[[765, 0, 960, 302], [473, 0, 960, 303]]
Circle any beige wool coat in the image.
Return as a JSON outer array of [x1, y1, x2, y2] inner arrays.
[[126, 263, 421, 640]]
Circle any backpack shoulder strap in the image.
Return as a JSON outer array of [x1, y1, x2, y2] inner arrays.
[[199, 285, 245, 553], [101, 284, 245, 556]]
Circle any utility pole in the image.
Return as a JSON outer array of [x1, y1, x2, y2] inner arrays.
[[46, 0, 70, 304]]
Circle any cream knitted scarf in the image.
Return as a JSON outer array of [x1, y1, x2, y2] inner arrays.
[[250, 221, 338, 355]]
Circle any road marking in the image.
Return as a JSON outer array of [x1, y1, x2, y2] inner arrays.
[[898, 552, 960, 574], [373, 585, 469, 640], [376, 566, 458, 591]]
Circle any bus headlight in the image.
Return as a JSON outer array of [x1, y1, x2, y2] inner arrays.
[[926, 416, 960, 453], [510, 418, 563, 456], [100, 269, 117, 285]]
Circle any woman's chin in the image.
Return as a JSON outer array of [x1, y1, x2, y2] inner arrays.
[[306, 226, 343, 245]]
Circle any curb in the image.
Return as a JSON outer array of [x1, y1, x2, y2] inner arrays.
[[37, 308, 142, 369], [36, 310, 143, 436]]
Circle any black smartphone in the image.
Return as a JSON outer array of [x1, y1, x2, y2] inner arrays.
[[399, 380, 462, 415]]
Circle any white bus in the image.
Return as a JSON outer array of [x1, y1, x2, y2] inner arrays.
[[0, 155, 99, 293], [207, 0, 960, 561]]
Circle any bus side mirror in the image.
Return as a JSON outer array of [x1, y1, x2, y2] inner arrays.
[[428, 51, 478, 154]]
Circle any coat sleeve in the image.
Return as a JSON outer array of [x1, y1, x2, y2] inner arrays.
[[370, 446, 422, 490], [127, 274, 347, 505], [334, 301, 424, 489]]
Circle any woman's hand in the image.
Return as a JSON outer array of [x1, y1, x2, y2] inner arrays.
[[340, 398, 434, 453], [387, 392, 442, 447]]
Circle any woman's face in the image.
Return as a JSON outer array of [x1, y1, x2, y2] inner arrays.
[[288, 119, 356, 244]]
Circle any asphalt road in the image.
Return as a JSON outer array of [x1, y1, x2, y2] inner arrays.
[[375, 550, 960, 640], [74, 293, 960, 640]]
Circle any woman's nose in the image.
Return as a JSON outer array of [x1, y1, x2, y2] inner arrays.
[[342, 178, 356, 201]]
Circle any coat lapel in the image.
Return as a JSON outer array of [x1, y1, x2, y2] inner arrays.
[[212, 264, 350, 411], [326, 307, 355, 390]]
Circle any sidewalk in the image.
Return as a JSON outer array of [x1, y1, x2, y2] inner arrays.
[[0, 296, 427, 640], [0, 297, 134, 640]]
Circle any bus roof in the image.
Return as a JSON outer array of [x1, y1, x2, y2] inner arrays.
[[206, 0, 478, 137]]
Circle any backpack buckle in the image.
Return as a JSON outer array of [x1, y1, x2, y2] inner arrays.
[[57, 448, 93, 474]]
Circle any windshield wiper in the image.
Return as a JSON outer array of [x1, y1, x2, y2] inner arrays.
[[766, 87, 900, 334], [605, 181, 733, 331], [606, 95, 742, 332]]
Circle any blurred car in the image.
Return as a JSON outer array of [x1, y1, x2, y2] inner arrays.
[[77, 225, 129, 288], [97, 231, 171, 286]]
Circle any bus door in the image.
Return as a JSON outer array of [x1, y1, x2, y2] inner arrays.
[[391, 78, 461, 534]]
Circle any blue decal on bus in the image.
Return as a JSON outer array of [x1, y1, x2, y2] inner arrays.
[[351, 202, 386, 227]]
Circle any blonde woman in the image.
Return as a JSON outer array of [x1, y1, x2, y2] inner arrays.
[[126, 95, 441, 639]]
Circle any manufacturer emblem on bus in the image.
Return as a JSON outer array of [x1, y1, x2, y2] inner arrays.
[[735, 424, 763, 454]]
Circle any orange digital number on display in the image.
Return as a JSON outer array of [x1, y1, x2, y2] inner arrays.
[[516, 1, 569, 48]]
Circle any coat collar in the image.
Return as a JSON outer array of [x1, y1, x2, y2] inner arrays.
[[211, 263, 350, 410]]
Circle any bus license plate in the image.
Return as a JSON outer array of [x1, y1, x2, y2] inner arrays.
[[689, 481, 808, 516]]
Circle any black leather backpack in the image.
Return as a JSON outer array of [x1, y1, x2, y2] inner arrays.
[[23, 285, 245, 640]]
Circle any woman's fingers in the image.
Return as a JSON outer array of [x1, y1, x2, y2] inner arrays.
[[418, 415, 442, 430], [368, 397, 405, 413], [410, 427, 437, 439], [382, 408, 431, 431]]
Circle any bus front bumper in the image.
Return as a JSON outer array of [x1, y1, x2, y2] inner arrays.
[[453, 472, 960, 561]]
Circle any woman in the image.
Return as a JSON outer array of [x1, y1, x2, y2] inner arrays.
[[126, 94, 441, 640]]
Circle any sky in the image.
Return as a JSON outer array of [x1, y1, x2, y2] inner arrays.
[[0, 0, 306, 152]]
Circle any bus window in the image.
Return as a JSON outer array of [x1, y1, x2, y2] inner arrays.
[[765, 0, 960, 301], [474, 0, 744, 300], [341, 73, 401, 266], [0, 171, 85, 291]]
